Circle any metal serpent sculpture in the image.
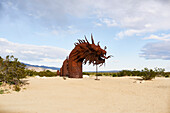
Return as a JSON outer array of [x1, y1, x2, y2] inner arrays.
[[60, 34, 112, 78]]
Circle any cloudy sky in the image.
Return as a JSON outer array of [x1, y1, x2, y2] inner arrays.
[[0, 0, 170, 71]]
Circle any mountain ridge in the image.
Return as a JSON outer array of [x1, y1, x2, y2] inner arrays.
[[23, 63, 120, 73], [23, 63, 60, 70]]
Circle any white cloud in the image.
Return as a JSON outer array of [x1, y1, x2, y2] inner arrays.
[[0, 38, 69, 67], [5, 49, 15, 54], [21, 51, 37, 54], [115, 29, 149, 39], [94, 22, 102, 27], [51, 25, 79, 36], [1, 0, 170, 38], [140, 41, 170, 60], [101, 18, 118, 27], [93, 0, 170, 38], [143, 34, 170, 41]]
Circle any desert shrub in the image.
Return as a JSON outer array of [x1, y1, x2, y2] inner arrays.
[[131, 70, 140, 76], [82, 67, 167, 79], [140, 68, 156, 80], [165, 74, 170, 78], [0, 89, 4, 94], [0, 55, 27, 93], [25, 69, 36, 76], [82, 72, 90, 75], [37, 70, 57, 77], [117, 70, 131, 77], [14, 85, 21, 92], [112, 73, 117, 77], [96, 73, 102, 76], [106, 73, 113, 76], [0, 55, 26, 85], [154, 67, 165, 77], [164, 72, 170, 78]]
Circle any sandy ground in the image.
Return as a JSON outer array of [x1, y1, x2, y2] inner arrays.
[[0, 76, 170, 113]]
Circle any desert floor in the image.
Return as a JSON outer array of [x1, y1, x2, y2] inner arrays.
[[0, 76, 170, 113]]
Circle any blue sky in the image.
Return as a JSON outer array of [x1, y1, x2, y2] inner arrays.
[[0, 0, 170, 71]]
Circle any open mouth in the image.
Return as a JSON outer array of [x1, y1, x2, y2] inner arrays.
[[96, 56, 105, 64], [99, 56, 105, 61]]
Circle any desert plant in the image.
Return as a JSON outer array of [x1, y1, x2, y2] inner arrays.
[[14, 85, 21, 92], [0, 89, 4, 94], [25, 69, 36, 76], [0, 82, 2, 86], [165, 74, 170, 78], [112, 73, 117, 77], [36, 70, 57, 77], [96, 73, 102, 76], [154, 67, 165, 77], [140, 68, 156, 80], [117, 70, 131, 77], [82, 72, 90, 75], [131, 69, 140, 76], [0, 55, 27, 93], [0, 55, 26, 84]]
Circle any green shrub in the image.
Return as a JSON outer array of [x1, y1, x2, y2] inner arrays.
[[83, 67, 167, 79], [82, 72, 90, 75], [165, 74, 170, 78], [131, 70, 140, 76], [154, 67, 165, 77], [96, 73, 102, 76], [0, 89, 4, 94], [165, 72, 170, 78], [140, 68, 156, 80], [117, 70, 128, 77], [0, 55, 26, 85], [36, 70, 57, 77], [25, 69, 36, 76], [14, 85, 21, 92], [0, 55, 27, 92], [112, 73, 117, 77]]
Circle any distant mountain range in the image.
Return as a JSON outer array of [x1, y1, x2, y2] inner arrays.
[[23, 63, 120, 73], [23, 63, 60, 71], [84, 70, 120, 73]]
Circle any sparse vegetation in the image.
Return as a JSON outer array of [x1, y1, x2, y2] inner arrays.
[[0, 89, 4, 94], [37, 70, 57, 77], [25, 69, 58, 77], [83, 67, 168, 80], [112, 73, 118, 77], [25, 69, 36, 76], [165, 72, 170, 78], [140, 68, 156, 80], [14, 85, 21, 92], [0, 55, 26, 85], [0, 55, 27, 94], [82, 72, 90, 75]]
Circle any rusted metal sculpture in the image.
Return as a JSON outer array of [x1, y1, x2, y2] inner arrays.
[[57, 70, 60, 76], [60, 58, 69, 77], [60, 34, 112, 78]]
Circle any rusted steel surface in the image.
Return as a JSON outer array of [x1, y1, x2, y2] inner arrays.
[[60, 34, 112, 78], [57, 70, 60, 76], [62, 58, 69, 77]]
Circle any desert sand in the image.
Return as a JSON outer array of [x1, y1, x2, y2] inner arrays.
[[0, 76, 170, 113]]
